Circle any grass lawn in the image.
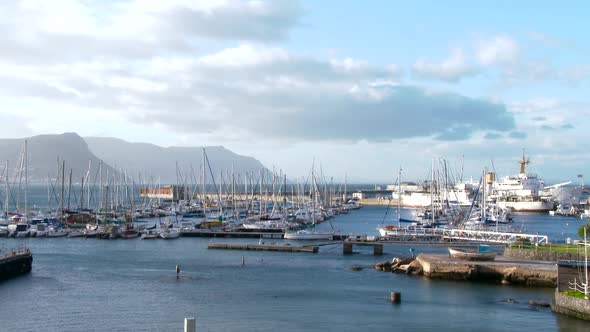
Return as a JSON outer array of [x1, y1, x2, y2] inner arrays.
[[510, 243, 589, 253], [563, 290, 589, 299]]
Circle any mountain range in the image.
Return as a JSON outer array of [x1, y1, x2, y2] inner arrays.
[[0, 133, 267, 184]]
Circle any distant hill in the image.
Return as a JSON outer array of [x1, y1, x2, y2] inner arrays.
[[84, 137, 267, 184], [0, 132, 115, 184]]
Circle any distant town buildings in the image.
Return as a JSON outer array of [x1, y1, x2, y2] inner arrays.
[[139, 185, 187, 201]]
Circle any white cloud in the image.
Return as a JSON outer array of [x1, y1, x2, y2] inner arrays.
[[0, 0, 304, 65], [412, 49, 476, 82], [476, 36, 520, 66], [0, 38, 512, 144], [198, 44, 290, 66]]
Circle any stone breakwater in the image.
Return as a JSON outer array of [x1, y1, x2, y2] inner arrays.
[[375, 253, 557, 287]]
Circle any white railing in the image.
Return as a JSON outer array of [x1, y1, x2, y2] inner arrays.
[[378, 228, 549, 245], [439, 228, 548, 245]]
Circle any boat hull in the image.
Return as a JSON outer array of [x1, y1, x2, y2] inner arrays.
[[496, 200, 553, 212], [284, 231, 333, 240], [448, 248, 496, 261]]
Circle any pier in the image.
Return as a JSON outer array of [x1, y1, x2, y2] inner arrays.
[[208, 243, 319, 253], [0, 248, 33, 281], [343, 241, 383, 255]]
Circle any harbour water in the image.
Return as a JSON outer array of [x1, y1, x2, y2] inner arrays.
[[1, 206, 589, 331]]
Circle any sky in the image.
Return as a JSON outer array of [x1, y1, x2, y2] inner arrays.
[[0, 0, 589, 183]]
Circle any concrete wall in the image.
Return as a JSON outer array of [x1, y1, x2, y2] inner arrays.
[[552, 290, 590, 320], [504, 248, 583, 262]]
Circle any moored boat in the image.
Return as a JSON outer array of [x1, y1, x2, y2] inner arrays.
[[448, 245, 497, 261], [159, 229, 180, 239], [283, 229, 333, 240]]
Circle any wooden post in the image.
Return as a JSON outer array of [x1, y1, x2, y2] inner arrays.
[[184, 317, 196, 332], [390, 291, 401, 304], [343, 242, 353, 255], [373, 244, 383, 256]]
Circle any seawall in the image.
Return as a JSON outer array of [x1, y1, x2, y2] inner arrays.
[[552, 290, 590, 320], [504, 247, 584, 261], [0, 250, 33, 281]]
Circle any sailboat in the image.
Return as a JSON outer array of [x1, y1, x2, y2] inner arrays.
[[377, 167, 404, 236], [141, 220, 160, 239], [159, 226, 180, 239], [284, 164, 334, 240]]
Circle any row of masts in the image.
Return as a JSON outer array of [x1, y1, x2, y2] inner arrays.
[[1, 143, 352, 221]]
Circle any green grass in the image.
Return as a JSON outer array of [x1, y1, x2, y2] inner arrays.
[[509, 243, 588, 253], [563, 290, 589, 299]]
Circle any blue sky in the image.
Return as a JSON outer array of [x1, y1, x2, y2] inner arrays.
[[0, 0, 588, 183]]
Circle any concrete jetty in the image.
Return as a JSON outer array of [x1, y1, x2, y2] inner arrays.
[[375, 253, 557, 287], [0, 248, 33, 281], [415, 254, 556, 287], [208, 243, 319, 253]]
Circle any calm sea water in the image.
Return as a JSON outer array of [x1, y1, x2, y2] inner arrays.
[[1, 205, 589, 331]]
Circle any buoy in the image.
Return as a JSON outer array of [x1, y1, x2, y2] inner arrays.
[[242, 256, 245, 266], [176, 264, 180, 276], [390, 291, 401, 304]]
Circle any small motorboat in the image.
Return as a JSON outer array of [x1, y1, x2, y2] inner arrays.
[[448, 245, 497, 261]]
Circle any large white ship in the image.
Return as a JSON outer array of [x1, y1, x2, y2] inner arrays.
[[395, 182, 475, 208], [489, 151, 553, 212]]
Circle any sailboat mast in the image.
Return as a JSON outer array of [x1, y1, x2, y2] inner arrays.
[[312, 166, 316, 225], [343, 172, 347, 203], [67, 169, 72, 211], [24, 140, 28, 219], [4, 161, 8, 217], [202, 149, 206, 205], [482, 168, 486, 223], [60, 160, 65, 216], [398, 166, 402, 227], [431, 158, 435, 225]]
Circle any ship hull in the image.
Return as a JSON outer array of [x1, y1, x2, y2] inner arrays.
[[496, 200, 553, 212]]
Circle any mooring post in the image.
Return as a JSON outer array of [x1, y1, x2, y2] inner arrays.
[[343, 242, 353, 255], [373, 244, 383, 255], [184, 317, 196, 332], [390, 291, 401, 304]]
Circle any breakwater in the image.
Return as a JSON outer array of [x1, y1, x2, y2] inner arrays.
[[0, 248, 33, 281], [375, 253, 557, 287]]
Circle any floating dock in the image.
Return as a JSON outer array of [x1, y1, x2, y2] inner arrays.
[[0, 248, 33, 281], [208, 243, 319, 253]]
